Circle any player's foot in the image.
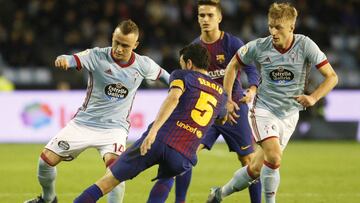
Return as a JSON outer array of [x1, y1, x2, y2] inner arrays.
[[24, 195, 58, 203], [206, 187, 222, 203]]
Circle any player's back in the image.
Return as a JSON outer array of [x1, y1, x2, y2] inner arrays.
[[157, 70, 227, 163]]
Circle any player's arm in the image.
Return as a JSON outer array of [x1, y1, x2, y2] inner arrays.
[[157, 69, 171, 85], [140, 87, 183, 155], [294, 63, 338, 107], [240, 64, 259, 103], [223, 55, 242, 124], [54, 55, 78, 70]]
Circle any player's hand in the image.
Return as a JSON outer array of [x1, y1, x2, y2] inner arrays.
[[215, 115, 227, 125], [239, 88, 256, 104], [55, 57, 69, 70], [293, 95, 317, 107], [140, 131, 156, 156], [226, 100, 240, 125]]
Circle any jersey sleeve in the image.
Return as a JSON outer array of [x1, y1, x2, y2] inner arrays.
[[304, 37, 328, 69], [231, 36, 260, 87], [142, 56, 162, 80], [236, 40, 257, 66], [169, 70, 186, 92], [73, 48, 98, 72]]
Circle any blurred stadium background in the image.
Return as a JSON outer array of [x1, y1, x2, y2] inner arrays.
[[0, 0, 359, 202]]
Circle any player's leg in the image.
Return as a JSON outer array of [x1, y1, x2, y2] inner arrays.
[[237, 103, 262, 203], [74, 169, 120, 203], [260, 138, 282, 203], [104, 153, 126, 203], [169, 127, 219, 202], [97, 127, 128, 203], [25, 120, 84, 203], [24, 149, 62, 203], [147, 178, 174, 203], [75, 134, 165, 202], [207, 147, 263, 203]]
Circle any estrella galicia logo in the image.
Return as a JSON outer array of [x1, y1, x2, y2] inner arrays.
[[105, 83, 129, 101], [58, 140, 70, 150], [269, 66, 294, 84]]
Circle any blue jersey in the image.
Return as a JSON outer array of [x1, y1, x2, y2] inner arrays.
[[193, 32, 259, 102], [70, 47, 162, 130], [156, 70, 227, 163]]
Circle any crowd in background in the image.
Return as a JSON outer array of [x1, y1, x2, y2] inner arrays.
[[0, 0, 359, 89]]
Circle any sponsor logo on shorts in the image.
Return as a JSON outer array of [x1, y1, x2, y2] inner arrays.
[[176, 121, 203, 138], [58, 140, 70, 150], [105, 83, 129, 101]]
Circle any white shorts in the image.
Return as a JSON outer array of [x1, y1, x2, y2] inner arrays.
[[248, 107, 299, 151], [45, 120, 127, 161]]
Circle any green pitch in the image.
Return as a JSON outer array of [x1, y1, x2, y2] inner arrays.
[[1, 141, 359, 203]]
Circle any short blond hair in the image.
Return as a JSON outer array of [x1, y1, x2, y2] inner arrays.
[[268, 2, 298, 24], [116, 19, 139, 36]]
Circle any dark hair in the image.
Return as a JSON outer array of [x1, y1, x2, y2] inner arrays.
[[198, 0, 222, 12], [179, 44, 210, 70], [116, 19, 139, 35]]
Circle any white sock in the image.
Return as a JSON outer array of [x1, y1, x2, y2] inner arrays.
[[221, 166, 255, 198], [38, 158, 57, 202], [107, 181, 125, 203], [261, 164, 280, 203]]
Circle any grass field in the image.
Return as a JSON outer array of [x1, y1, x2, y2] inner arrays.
[[1, 141, 359, 203]]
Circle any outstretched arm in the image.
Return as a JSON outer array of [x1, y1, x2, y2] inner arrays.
[[158, 69, 171, 85], [54, 55, 77, 70], [294, 63, 338, 107], [140, 87, 183, 155]]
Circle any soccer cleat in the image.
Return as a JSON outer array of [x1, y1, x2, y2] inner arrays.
[[24, 195, 58, 203], [206, 187, 222, 203]]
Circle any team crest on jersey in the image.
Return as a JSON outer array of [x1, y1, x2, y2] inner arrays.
[[269, 66, 294, 84], [239, 44, 248, 56], [105, 82, 129, 101], [216, 54, 225, 64]]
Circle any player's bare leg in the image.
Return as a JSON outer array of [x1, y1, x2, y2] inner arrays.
[[104, 153, 125, 203]]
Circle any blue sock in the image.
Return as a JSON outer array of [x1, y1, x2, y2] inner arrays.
[[147, 178, 174, 203], [175, 169, 192, 203], [248, 179, 262, 203], [74, 184, 103, 203]]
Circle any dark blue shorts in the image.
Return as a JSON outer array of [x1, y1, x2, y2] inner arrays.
[[201, 102, 254, 156], [110, 135, 193, 182]]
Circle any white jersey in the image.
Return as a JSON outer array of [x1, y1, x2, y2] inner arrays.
[[72, 47, 161, 131], [237, 34, 328, 118]]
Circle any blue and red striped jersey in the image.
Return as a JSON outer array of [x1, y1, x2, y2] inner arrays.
[[156, 70, 227, 163], [193, 32, 259, 102]]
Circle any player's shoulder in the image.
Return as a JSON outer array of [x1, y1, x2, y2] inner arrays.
[[170, 69, 189, 79], [133, 52, 157, 65], [245, 36, 272, 51]]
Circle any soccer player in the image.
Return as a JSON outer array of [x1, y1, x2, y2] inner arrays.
[[207, 2, 338, 203], [25, 20, 170, 203], [147, 1, 261, 203], [73, 43, 228, 203]]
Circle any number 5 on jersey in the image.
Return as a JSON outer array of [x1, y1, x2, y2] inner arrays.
[[191, 91, 217, 126]]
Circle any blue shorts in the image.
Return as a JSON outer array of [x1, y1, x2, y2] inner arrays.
[[201, 103, 254, 156], [110, 135, 193, 182]]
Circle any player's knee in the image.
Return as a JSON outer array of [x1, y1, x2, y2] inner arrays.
[[238, 154, 251, 166], [265, 151, 282, 166], [40, 149, 62, 166]]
